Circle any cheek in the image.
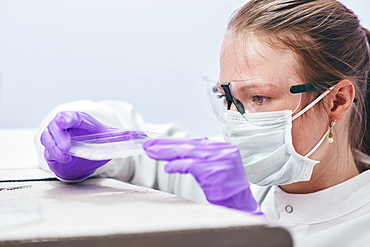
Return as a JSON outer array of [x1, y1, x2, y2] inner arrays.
[[291, 112, 327, 156]]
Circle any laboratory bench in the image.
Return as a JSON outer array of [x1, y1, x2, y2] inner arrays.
[[0, 128, 292, 246], [0, 178, 293, 247]]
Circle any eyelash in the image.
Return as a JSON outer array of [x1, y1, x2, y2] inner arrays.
[[217, 94, 271, 106], [252, 96, 271, 104]]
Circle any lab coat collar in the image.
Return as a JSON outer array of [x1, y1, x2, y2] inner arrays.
[[274, 169, 370, 224]]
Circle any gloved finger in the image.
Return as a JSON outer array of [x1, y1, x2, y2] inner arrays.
[[52, 111, 92, 130], [144, 137, 209, 147], [51, 112, 148, 140], [48, 111, 104, 137], [45, 112, 88, 154], [164, 158, 199, 174], [44, 148, 72, 164], [47, 111, 111, 150], [143, 138, 208, 160], [41, 129, 71, 162], [143, 138, 235, 161], [49, 111, 79, 130], [164, 159, 215, 184], [46, 118, 72, 153], [43, 147, 55, 162]]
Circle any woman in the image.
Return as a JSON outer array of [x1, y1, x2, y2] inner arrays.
[[39, 0, 370, 245]]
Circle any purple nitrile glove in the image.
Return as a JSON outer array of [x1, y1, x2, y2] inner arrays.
[[40, 111, 147, 182], [143, 137, 264, 216]]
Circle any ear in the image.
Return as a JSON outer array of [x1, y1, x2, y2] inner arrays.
[[326, 79, 355, 122]]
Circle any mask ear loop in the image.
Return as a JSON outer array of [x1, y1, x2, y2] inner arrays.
[[304, 120, 335, 158], [292, 86, 334, 121], [295, 87, 335, 158], [304, 128, 329, 158]]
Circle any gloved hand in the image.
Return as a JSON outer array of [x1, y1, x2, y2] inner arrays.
[[143, 137, 264, 216], [40, 111, 147, 181]]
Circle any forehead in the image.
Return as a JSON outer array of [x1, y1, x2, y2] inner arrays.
[[219, 32, 301, 82]]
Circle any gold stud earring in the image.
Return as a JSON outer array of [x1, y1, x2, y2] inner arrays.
[[328, 120, 336, 143]]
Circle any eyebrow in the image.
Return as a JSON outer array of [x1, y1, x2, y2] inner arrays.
[[220, 79, 280, 88]]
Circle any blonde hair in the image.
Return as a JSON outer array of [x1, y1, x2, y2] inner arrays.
[[228, 0, 370, 171]]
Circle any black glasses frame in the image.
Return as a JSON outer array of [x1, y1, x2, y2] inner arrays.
[[290, 82, 357, 102], [220, 83, 246, 114], [289, 82, 333, 94]]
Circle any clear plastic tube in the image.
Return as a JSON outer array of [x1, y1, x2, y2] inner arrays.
[[69, 130, 162, 160]]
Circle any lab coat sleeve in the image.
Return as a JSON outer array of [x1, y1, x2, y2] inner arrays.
[[35, 100, 207, 203]]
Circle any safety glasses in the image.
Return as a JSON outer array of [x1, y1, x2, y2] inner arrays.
[[204, 76, 333, 123]]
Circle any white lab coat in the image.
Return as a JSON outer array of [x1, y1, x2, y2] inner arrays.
[[36, 100, 370, 246], [255, 169, 370, 247]]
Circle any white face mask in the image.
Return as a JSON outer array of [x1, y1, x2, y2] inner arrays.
[[221, 89, 332, 186]]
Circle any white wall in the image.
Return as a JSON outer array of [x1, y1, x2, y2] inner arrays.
[[0, 0, 369, 137]]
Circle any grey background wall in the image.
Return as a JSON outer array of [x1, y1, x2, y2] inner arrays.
[[0, 0, 368, 137]]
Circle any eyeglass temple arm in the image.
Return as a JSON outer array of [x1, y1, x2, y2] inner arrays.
[[290, 82, 333, 94], [290, 82, 357, 102]]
